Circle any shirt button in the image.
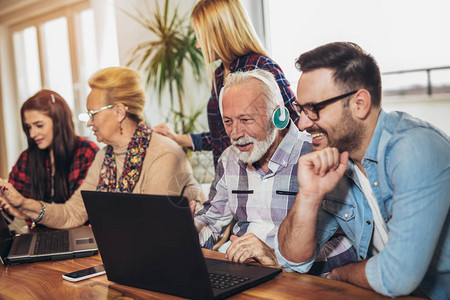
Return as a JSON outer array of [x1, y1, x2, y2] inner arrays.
[[384, 218, 388, 223], [373, 181, 379, 186], [344, 213, 349, 218], [360, 255, 364, 260], [366, 221, 371, 225]]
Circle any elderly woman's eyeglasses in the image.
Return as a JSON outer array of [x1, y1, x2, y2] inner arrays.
[[292, 90, 358, 121], [78, 105, 113, 122]]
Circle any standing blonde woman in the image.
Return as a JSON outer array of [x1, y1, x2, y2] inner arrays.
[[1, 67, 201, 229], [154, 0, 298, 167]]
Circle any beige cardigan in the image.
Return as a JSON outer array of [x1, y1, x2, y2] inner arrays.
[[41, 133, 202, 229]]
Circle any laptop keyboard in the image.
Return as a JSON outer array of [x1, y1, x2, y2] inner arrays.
[[209, 272, 250, 290], [33, 231, 70, 255]]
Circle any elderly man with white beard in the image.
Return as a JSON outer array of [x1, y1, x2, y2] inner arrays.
[[194, 69, 356, 272]]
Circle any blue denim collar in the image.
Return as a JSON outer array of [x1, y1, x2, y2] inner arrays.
[[363, 109, 386, 164]]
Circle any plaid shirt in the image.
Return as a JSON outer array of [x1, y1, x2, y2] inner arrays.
[[194, 123, 357, 274], [8, 136, 98, 203], [190, 52, 299, 167]]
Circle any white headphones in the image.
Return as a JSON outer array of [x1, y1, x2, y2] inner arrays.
[[218, 70, 289, 130]]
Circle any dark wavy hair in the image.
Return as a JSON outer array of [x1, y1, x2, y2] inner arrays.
[[295, 42, 382, 107], [20, 89, 77, 203]]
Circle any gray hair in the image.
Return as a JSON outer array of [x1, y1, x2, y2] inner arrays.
[[219, 69, 284, 119]]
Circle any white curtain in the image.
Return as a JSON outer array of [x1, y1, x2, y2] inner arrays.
[[0, 24, 24, 177], [91, 0, 120, 68]]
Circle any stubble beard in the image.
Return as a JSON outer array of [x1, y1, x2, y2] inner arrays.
[[329, 109, 366, 154]]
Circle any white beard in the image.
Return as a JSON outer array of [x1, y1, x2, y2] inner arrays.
[[231, 124, 277, 164]]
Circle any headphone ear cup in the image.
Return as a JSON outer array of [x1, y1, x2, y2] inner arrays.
[[272, 107, 290, 130]]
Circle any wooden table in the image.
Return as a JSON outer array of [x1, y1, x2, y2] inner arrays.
[[0, 249, 423, 299]]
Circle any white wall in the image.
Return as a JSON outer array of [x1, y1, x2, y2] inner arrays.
[[382, 94, 450, 135]]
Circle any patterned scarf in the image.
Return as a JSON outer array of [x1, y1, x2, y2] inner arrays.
[[97, 122, 152, 193]]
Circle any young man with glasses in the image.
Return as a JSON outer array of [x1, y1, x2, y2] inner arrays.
[[277, 42, 450, 299]]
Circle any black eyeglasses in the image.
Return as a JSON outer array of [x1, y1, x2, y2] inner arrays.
[[292, 90, 358, 121]]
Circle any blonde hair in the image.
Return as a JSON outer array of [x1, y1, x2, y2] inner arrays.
[[191, 0, 268, 81], [88, 67, 145, 123]]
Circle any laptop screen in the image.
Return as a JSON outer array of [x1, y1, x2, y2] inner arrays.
[[81, 191, 281, 299]]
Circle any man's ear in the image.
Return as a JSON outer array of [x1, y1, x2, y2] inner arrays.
[[115, 103, 128, 122], [353, 89, 371, 120]]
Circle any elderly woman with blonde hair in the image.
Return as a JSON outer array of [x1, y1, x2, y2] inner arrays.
[[1, 67, 202, 229]]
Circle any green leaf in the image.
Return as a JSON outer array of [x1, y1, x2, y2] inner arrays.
[[124, 0, 206, 134]]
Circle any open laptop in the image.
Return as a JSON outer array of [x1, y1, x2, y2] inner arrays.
[[0, 211, 98, 265], [81, 191, 282, 300]]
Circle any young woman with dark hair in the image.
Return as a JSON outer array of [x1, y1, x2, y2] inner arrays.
[[5, 89, 98, 227]]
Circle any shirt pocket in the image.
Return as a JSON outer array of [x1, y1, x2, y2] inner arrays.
[[228, 189, 252, 215], [321, 196, 355, 222]]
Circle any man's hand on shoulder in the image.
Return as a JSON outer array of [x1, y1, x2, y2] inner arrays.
[[225, 233, 280, 267]]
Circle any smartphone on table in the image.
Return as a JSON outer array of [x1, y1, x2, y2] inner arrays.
[[62, 264, 106, 282]]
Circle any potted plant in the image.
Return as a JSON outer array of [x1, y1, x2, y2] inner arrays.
[[124, 0, 205, 134], [123, 0, 214, 183]]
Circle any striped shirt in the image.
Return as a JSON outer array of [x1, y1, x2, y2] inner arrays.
[[195, 122, 309, 251]]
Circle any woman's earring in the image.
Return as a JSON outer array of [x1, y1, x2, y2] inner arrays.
[[119, 123, 123, 135]]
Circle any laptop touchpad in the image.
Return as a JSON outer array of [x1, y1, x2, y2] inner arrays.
[[76, 238, 94, 245]]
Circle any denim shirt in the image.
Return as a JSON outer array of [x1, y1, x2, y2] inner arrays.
[[276, 110, 450, 300]]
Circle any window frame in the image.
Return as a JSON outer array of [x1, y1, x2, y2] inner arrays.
[[0, 0, 95, 177], [9, 1, 91, 124]]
